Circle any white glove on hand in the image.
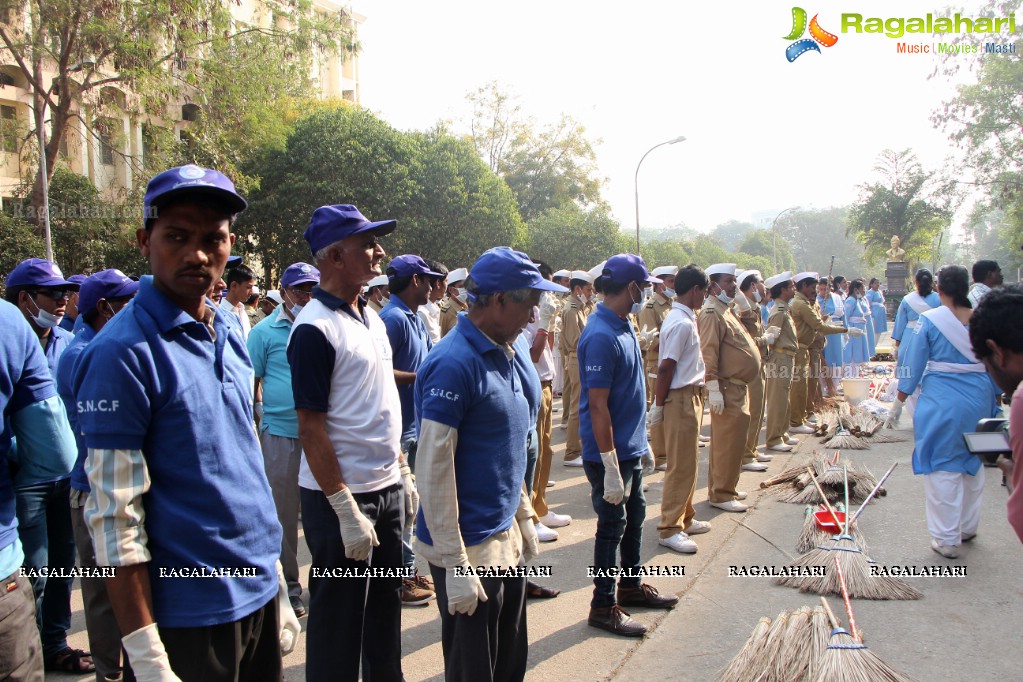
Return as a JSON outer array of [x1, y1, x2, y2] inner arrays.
[[517, 517, 540, 562], [538, 295, 558, 331], [763, 326, 781, 345], [326, 488, 379, 561], [847, 327, 865, 337], [641, 446, 656, 476], [122, 623, 182, 682], [706, 380, 725, 415], [399, 462, 418, 531], [446, 564, 488, 616], [599, 449, 626, 505], [734, 293, 751, 312], [884, 399, 904, 428], [276, 561, 300, 655], [646, 404, 663, 427], [640, 329, 659, 345]]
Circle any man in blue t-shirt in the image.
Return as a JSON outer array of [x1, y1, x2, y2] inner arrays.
[[414, 246, 566, 681], [0, 300, 77, 680], [379, 254, 443, 606], [72, 165, 298, 681], [578, 254, 677, 638]]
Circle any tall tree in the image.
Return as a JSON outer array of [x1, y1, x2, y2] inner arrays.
[[711, 220, 757, 252], [522, 204, 628, 270], [735, 229, 795, 271], [846, 149, 950, 267], [778, 207, 868, 277]]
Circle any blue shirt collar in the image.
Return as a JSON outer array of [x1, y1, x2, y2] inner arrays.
[[455, 314, 508, 358], [135, 276, 218, 337], [312, 286, 369, 327], [593, 302, 631, 330], [270, 305, 292, 329]]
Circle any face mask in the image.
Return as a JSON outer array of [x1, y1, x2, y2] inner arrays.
[[290, 303, 304, 318], [715, 289, 733, 306], [753, 289, 762, 303], [455, 288, 468, 304], [663, 288, 676, 299], [630, 285, 647, 316], [578, 293, 590, 305], [29, 298, 63, 329]]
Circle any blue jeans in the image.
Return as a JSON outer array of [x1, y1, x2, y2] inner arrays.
[[583, 458, 645, 608], [524, 429, 538, 495], [15, 477, 76, 659]]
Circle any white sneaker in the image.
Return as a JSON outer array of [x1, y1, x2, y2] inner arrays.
[[685, 520, 712, 535], [559, 423, 567, 430], [659, 532, 698, 554], [756, 453, 774, 463], [699, 435, 711, 442], [930, 539, 959, 559], [735, 491, 748, 500], [563, 458, 583, 467], [539, 511, 572, 528], [655, 463, 667, 471], [642, 482, 650, 492], [768, 443, 794, 452], [709, 500, 748, 513], [807, 414, 819, 424], [546, 480, 556, 487], [536, 523, 559, 543], [790, 424, 815, 434], [699, 441, 708, 448], [785, 437, 800, 445], [741, 462, 769, 472]]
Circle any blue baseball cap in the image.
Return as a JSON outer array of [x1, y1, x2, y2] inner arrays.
[[6, 258, 74, 289], [387, 255, 445, 280], [143, 165, 247, 225], [67, 274, 88, 289], [78, 269, 139, 316], [303, 205, 396, 256], [601, 254, 661, 285], [468, 247, 570, 295], [281, 262, 320, 288], [226, 255, 243, 268]]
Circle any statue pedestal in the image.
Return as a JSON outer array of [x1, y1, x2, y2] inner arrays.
[[885, 260, 909, 319]]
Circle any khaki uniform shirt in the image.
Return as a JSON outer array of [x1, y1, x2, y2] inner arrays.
[[438, 296, 467, 338], [790, 292, 845, 349], [734, 297, 768, 358], [698, 296, 761, 384], [767, 299, 798, 354], [559, 298, 589, 357], [637, 292, 672, 360], [367, 298, 384, 314]]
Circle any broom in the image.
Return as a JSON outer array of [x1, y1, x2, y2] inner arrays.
[[812, 567, 918, 681], [716, 616, 773, 682], [823, 415, 868, 450], [775, 606, 815, 681], [761, 452, 829, 490], [758, 611, 792, 679], [796, 503, 867, 554], [808, 605, 830, 675], [870, 430, 908, 443]]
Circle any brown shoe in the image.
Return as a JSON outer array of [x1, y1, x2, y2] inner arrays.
[[616, 583, 679, 609], [401, 578, 435, 606], [412, 569, 434, 592], [587, 605, 647, 637]]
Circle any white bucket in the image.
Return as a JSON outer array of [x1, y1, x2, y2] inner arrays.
[[842, 378, 872, 405]]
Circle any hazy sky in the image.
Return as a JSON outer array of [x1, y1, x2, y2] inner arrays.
[[356, 0, 998, 234]]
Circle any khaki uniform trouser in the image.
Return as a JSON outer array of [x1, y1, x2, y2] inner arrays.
[[744, 366, 766, 463], [531, 384, 555, 518], [789, 347, 810, 428], [807, 348, 823, 416], [644, 356, 666, 465], [565, 355, 582, 460], [657, 386, 703, 537], [708, 380, 750, 503], [765, 352, 795, 447], [560, 354, 572, 425]]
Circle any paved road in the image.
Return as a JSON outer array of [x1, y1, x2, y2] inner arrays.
[[65, 392, 1020, 681]]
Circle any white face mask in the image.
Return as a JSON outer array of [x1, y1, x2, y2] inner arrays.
[[715, 289, 733, 306], [663, 288, 676, 299], [29, 298, 63, 329], [455, 288, 468, 304], [290, 303, 304, 318], [753, 289, 762, 303], [630, 285, 647, 316], [578, 293, 590, 305]]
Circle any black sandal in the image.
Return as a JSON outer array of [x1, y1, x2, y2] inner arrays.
[[526, 580, 560, 599], [45, 647, 96, 673]]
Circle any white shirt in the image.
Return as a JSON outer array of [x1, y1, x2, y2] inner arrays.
[[523, 315, 554, 382], [417, 300, 441, 344], [658, 302, 706, 388], [968, 282, 991, 308], [218, 296, 251, 340]]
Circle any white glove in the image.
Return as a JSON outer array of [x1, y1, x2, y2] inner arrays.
[[734, 293, 751, 312], [641, 446, 656, 476], [646, 404, 664, 427], [122, 623, 182, 682], [446, 564, 488, 616], [706, 380, 725, 415], [599, 449, 625, 505], [847, 327, 865, 337], [538, 295, 558, 331], [326, 488, 379, 561], [892, 344, 899, 361], [400, 462, 418, 531], [763, 326, 781, 345], [640, 329, 659, 345], [884, 399, 904, 428], [276, 561, 300, 655], [254, 402, 264, 420], [517, 517, 540, 562]]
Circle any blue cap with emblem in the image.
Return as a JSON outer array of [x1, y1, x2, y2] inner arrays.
[[386, 255, 445, 280], [78, 269, 140, 316], [143, 164, 247, 227], [6, 258, 74, 289], [469, 247, 570, 295], [600, 254, 661, 285], [303, 205, 396, 256], [281, 262, 320, 287]]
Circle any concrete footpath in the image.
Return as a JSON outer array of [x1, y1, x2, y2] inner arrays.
[[65, 395, 1021, 681]]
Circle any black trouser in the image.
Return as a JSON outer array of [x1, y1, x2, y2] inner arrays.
[[301, 484, 403, 682], [429, 563, 527, 682]]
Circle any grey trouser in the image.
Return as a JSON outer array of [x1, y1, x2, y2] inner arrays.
[[259, 431, 303, 598]]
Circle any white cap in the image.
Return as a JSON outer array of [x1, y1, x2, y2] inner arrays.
[[794, 271, 819, 284], [367, 274, 389, 288], [764, 271, 793, 289], [251, 285, 261, 296], [706, 263, 736, 277], [266, 290, 283, 305], [652, 265, 678, 278], [587, 261, 606, 282], [552, 269, 572, 279], [736, 269, 761, 286], [446, 267, 468, 286], [571, 269, 594, 284]]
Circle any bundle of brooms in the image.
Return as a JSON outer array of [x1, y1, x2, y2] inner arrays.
[[776, 465, 921, 600], [716, 606, 829, 682], [764, 452, 885, 505], [797, 503, 867, 554]]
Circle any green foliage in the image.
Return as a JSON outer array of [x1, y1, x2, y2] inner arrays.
[[639, 239, 694, 271], [0, 212, 44, 286], [778, 207, 869, 278], [711, 220, 757, 252], [735, 229, 795, 271], [682, 236, 731, 267], [522, 204, 628, 270], [846, 149, 950, 267]]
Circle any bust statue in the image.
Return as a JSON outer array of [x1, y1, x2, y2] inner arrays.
[[886, 235, 906, 262]]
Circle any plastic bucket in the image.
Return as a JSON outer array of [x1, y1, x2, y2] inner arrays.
[[842, 378, 872, 405]]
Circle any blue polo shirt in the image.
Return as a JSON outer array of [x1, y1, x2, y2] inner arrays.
[[0, 301, 57, 574], [578, 303, 647, 462], [379, 296, 432, 443], [414, 315, 539, 547], [55, 322, 96, 492], [73, 276, 280, 627], [247, 307, 299, 439], [42, 325, 74, 378]]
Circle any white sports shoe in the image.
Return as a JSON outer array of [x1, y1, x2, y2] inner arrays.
[[685, 520, 712, 535], [741, 462, 769, 472], [659, 532, 698, 554], [930, 539, 958, 559], [709, 500, 748, 513], [735, 491, 748, 501], [563, 458, 583, 468], [807, 414, 819, 424], [655, 463, 667, 471], [756, 453, 774, 462], [535, 523, 559, 543], [768, 443, 794, 452], [785, 437, 800, 445], [539, 511, 572, 528], [699, 435, 711, 442], [790, 424, 815, 434]]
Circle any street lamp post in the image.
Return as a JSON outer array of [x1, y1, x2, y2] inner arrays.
[[634, 135, 686, 257], [771, 205, 800, 272]]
